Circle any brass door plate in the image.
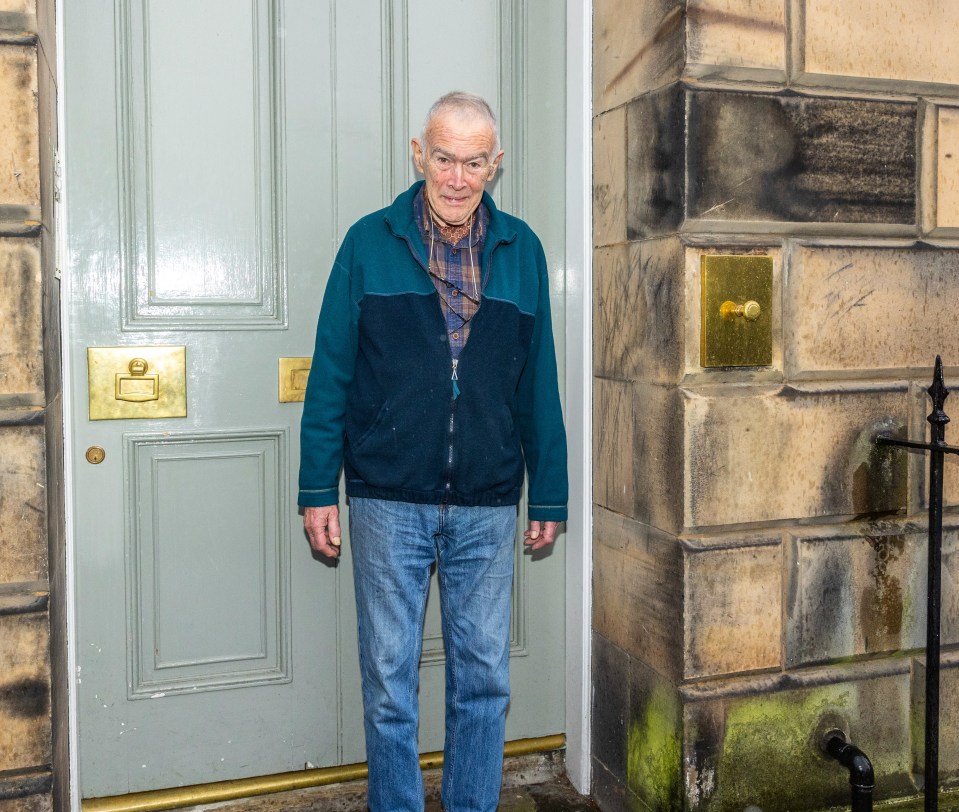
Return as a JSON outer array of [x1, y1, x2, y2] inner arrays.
[[701, 255, 773, 368], [279, 357, 312, 403], [87, 346, 187, 420]]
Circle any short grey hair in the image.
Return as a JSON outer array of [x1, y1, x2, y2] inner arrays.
[[421, 91, 501, 155]]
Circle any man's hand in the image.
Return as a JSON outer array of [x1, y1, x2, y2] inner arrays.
[[304, 505, 342, 558], [523, 520, 560, 551]]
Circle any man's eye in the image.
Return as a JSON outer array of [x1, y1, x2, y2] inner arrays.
[[435, 156, 451, 165], [468, 162, 483, 171]]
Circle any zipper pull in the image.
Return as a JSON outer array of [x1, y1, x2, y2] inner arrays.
[[451, 358, 460, 400]]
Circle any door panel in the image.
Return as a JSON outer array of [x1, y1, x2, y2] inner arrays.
[[66, 0, 566, 798]]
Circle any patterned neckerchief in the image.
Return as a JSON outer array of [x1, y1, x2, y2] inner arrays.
[[414, 188, 489, 359]]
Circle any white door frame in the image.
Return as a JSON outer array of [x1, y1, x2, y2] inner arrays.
[[56, 1, 593, 804], [563, 0, 593, 794]]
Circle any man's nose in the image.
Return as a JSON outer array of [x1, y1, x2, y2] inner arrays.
[[448, 163, 467, 186]]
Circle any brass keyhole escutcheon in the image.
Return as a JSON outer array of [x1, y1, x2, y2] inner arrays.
[[720, 299, 762, 322], [85, 446, 106, 465], [128, 357, 149, 375]]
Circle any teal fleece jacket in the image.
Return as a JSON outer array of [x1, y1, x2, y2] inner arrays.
[[298, 182, 567, 522]]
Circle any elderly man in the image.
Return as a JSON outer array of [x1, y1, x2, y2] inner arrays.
[[298, 91, 567, 812]]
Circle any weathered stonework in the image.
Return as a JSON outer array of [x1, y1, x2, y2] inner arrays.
[[933, 105, 959, 233], [685, 0, 785, 78], [592, 0, 683, 115], [0, 425, 47, 583], [800, 0, 959, 88], [785, 521, 950, 668], [593, 108, 627, 248], [683, 538, 781, 679], [593, 1, 959, 809], [786, 245, 959, 378], [0, 793, 54, 812], [0, 612, 51, 772], [0, 3, 57, 809], [0, 237, 42, 396], [627, 87, 918, 239], [0, 45, 39, 211]]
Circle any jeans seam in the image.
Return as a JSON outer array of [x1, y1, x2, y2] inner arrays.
[[438, 560, 458, 808]]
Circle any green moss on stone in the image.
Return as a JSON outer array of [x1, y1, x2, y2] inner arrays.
[[701, 686, 852, 812], [628, 681, 683, 811]]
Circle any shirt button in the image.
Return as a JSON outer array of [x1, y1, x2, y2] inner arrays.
[[451, 290, 459, 297], [451, 331, 460, 340], [451, 248, 458, 255]]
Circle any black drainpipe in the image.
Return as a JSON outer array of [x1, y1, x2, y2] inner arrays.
[[823, 730, 875, 812]]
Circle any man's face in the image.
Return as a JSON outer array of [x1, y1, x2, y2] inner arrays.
[[411, 112, 504, 226]]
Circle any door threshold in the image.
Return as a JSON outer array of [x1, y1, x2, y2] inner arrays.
[[82, 735, 565, 812]]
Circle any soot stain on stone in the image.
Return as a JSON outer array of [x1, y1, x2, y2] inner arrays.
[[0, 677, 49, 718], [860, 534, 906, 652], [687, 90, 917, 225], [626, 85, 685, 239]]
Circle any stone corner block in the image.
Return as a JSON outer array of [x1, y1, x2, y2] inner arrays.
[[594, 238, 685, 385], [0, 612, 51, 773], [592, 108, 626, 247], [592, 0, 683, 114], [686, 0, 786, 76], [0, 45, 40, 209], [593, 507, 684, 680], [0, 236, 43, 396], [594, 380, 685, 533], [683, 538, 783, 679]]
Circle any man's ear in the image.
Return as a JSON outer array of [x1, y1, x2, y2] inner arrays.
[[487, 150, 505, 180], [411, 138, 425, 174]]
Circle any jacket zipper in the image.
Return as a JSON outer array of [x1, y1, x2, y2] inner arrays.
[[400, 230, 507, 502]]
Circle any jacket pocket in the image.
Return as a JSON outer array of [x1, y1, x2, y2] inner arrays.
[[350, 401, 390, 451]]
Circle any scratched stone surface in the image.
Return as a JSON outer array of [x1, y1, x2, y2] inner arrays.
[[594, 239, 687, 386], [787, 244, 959, 377], [592, 0, 682, 115], [0, 237, 43, 396], [593, 507, 683, 680], [0, 424, 47, 582], [0, 45, 39, 209], [592, 108, 626, 247]]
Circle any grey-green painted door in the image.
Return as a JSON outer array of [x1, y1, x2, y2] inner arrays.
[[66, 0, 566, 798]]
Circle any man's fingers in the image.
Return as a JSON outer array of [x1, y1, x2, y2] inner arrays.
[[524, 520, 559, 551], [304, 506, 341, 558]]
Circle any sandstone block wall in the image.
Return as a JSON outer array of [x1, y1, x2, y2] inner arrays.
[[0, 1, 61, 809], [592, 1, 959, 809]]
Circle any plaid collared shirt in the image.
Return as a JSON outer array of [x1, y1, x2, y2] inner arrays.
[[414, 189, 489, 358]]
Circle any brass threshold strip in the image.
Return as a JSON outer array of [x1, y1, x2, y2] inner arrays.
[[82, 734, 565, 812]]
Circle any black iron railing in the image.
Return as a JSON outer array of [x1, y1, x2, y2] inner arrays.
[[876, 356, 959, 812]]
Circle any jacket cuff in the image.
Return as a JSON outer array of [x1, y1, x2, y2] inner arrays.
[[528, 503, 567, 522], [298, 486, 340, 508]]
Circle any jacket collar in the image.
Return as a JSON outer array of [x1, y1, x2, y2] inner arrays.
[[385, 181, 517, 250]]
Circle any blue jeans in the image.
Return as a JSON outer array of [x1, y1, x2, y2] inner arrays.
[[349, 498, 517, 812]]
